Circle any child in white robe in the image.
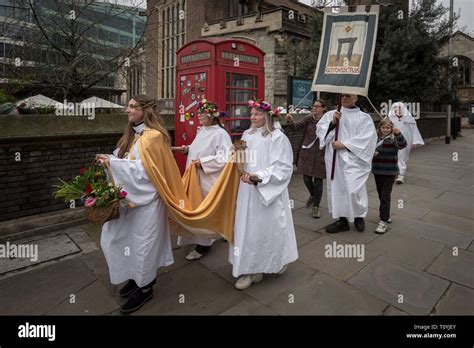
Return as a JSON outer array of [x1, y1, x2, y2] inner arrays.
[[229, 100, 298, 290], [388, 102, 424, 184], [175, 99, 232, 260], [96, 95, 174, 314]]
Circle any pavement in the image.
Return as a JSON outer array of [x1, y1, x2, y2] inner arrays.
[[0, 130, 473, 316]]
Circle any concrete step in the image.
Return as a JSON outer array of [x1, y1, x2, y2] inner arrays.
[[0, 208, 88, 242]]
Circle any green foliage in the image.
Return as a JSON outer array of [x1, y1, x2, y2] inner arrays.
[[292, 10, 324, 78], [369, 1, 456, 105], [53, 164, 128, 208]]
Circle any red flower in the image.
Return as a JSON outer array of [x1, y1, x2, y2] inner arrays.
[[79, 167, 86, 175], [85, 182, 93, 195]]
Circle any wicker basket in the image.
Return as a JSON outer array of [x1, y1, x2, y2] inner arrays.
[[85, 199, 120, 224], [84, 160, 121, 224]]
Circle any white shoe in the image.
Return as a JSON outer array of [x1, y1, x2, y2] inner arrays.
[[375, 221, 389, 234], [395, 175, 404, 184], [277, 265, 288, 275], [185, 250, 204, 261], [234, 274, 263, 290], [387, 217, 392, 223]]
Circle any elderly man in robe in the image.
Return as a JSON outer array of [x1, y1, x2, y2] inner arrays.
[[316, 94, 377, 233], [228, 100, 298, 290]]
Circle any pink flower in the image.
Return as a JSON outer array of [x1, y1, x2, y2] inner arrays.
[[119, 190, 128, 198], [84, 197, 97, 207]]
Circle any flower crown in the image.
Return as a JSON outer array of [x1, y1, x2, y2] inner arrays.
[[248, 99, 281, 117], [198, 99, 225, 117]]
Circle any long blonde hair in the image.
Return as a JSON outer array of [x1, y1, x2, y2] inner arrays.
[[248, 108, 274, 137], [117, 95, 170, 158]]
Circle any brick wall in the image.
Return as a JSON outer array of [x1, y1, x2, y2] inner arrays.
[[0, 135, 121, 221]]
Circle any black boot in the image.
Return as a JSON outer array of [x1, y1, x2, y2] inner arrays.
[[120, 279, 155, 314], [325, 217, 350, 234], [119, 279, 138, 298], [354, 218, 365, 232]]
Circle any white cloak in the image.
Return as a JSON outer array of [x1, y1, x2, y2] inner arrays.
[[316, 107, 377, 222], [177, 125, 232, 246], [101, 140, 174, 288], [388, 102, 424, 175], [228, 127, 298, 277]]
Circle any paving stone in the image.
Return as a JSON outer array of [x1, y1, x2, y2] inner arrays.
[[295, 226, 322, 247], [219, 297, 277, 315], [391, 200, 432, 220], [241, 261, 317, 306], [135, 262, 245, 315], [66, 226, 99, 254], [348, 256, 449, 315], [365, 230, 445, 269], [421, 211, 474, 236], [0, 233, 80, 275], [408, 197, 473, 221], [384, 306, 409, 315], [389, 216, 473, 249], [0, 259, 96, 315], [435, 284, 474, 315], [266, 271, 387, 315], [298, 235, 379, 280], [292, 206, 334, 232], [46, 280, 120, 315], [427, 248, 474, 288]]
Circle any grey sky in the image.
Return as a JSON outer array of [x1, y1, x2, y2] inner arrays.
[[298, 0, 473, 35]]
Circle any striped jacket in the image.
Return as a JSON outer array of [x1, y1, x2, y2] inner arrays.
[[372, 133, 407, 176]]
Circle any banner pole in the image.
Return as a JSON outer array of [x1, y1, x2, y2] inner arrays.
[[330, 93, 342, 180]]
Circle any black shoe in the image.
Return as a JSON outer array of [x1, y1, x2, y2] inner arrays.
[[120, 287, 153, 314], [119, 280, 138, 298], [354, 218, 365, 232], [326, 219, 350, 234]]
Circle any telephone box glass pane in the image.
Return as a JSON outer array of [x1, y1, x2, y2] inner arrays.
[[232, 74, 253, 88]]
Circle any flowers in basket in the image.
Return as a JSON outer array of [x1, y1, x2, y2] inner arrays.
[[53, 164, 132, 224]]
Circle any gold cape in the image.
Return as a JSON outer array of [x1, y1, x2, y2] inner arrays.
[[135, 128, 240, 244]]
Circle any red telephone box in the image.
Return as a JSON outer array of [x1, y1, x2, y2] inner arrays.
[[174, 38, 265, 173]]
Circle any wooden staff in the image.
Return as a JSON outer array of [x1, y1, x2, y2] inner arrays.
[[330, 94, 342, 180]]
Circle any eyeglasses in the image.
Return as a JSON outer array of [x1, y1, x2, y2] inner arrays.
[[341, 94, 353, 98]]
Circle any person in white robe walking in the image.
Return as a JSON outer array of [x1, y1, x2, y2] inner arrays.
[[316, 94, 377, 233], [388, 101, 424, 184], [229, 99, 298, 290], [175, 99, 232, 260], [96, 95, 174, 314]]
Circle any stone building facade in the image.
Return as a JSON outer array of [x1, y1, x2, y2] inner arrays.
[[440, 31, 474, 118], [146, 0, 317, 115]]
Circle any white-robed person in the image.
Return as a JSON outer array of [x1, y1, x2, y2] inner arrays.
[[175, 99, 232, 260], [95, 95, 174, 314], [388, 101, 424, 184], [229, 99, 298, 290], [316, 94, 377, 233]]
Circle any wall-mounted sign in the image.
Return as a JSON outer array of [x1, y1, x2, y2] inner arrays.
[[181, 51, 211, 64], [221, 51, 259, 64]]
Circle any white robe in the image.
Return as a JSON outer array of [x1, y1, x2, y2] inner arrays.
[[100, 140, 174, 288], [228, 127, 298, 277], [177, 125, 232, 247], [316, 107, 377, 222], [388, 102, 424, 176]]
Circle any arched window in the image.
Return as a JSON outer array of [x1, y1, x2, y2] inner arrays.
[[457, 56, 472, 86]]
